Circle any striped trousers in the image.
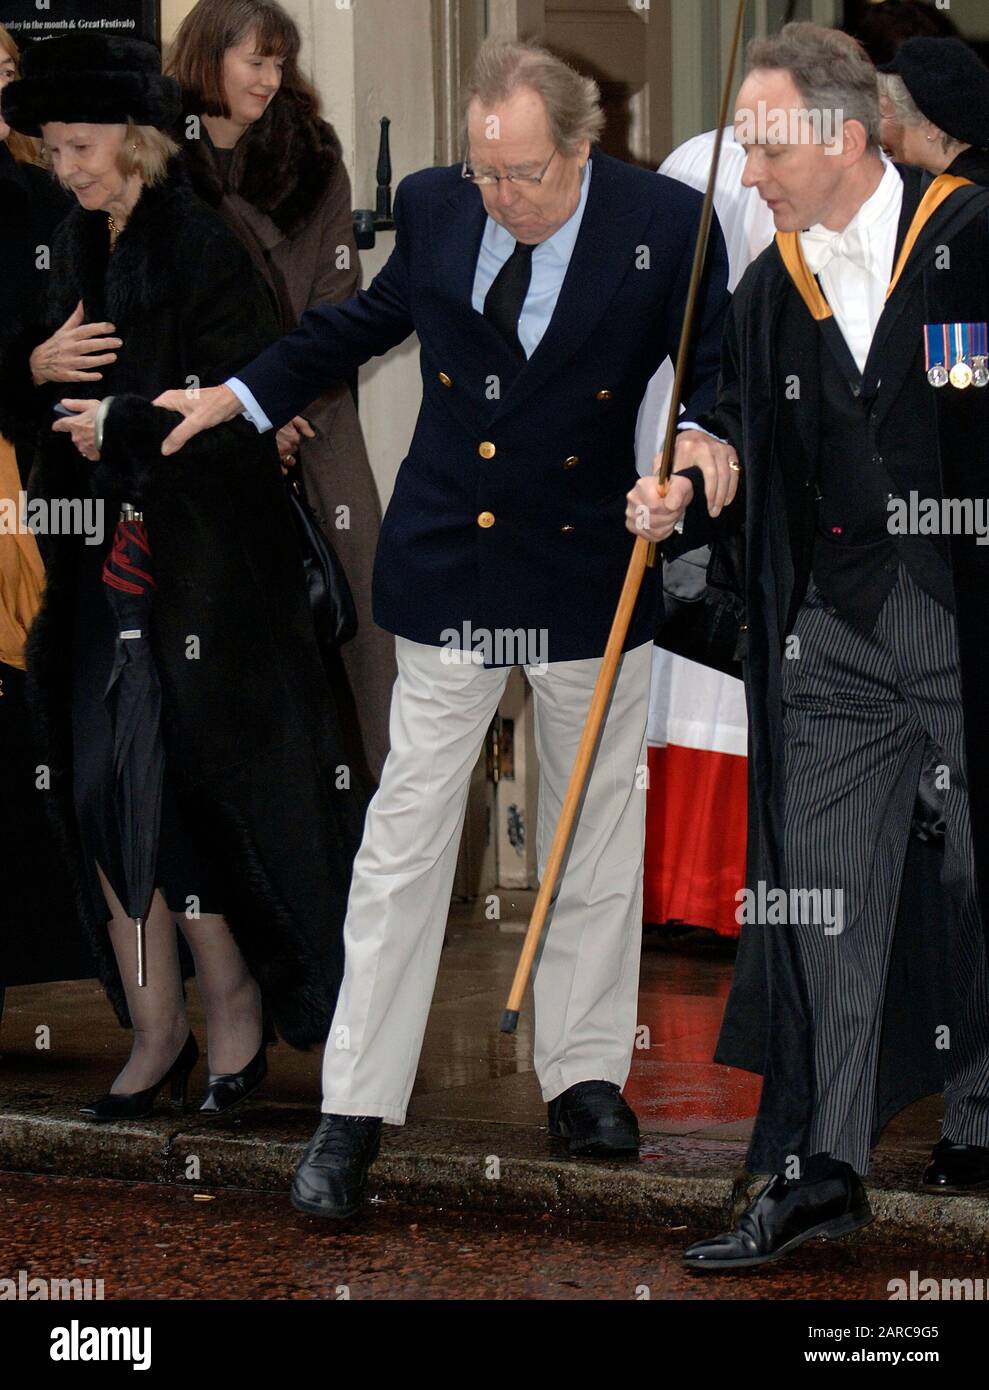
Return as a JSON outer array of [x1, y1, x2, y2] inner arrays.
[[782, 568, 989, 1173]]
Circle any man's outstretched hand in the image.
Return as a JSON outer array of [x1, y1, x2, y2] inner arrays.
[[153, 384, 244, 455]]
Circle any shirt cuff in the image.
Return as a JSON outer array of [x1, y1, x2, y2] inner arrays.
[[678, 421, 727, 444], [226, 377, 273, 433]]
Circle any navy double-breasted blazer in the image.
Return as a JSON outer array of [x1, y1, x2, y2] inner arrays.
[[236, 148, 731, 663]]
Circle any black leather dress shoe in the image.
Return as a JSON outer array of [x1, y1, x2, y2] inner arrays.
[[199, 1040, 268, 1115], [290, 1115, 382, 1219], [924, 1138, 989, 1192], [683, 1161, 873, 1270], [547, 1081, 640, 1156]]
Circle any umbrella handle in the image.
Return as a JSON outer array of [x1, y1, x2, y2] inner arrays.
[[135, 917, 147, 988]]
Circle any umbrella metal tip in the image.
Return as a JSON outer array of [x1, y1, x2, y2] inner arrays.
[[499, 1009, 520, 1035]]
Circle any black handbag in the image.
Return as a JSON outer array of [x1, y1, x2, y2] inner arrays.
[[285, 476, 358, 649], [656, 533, 747, 681]]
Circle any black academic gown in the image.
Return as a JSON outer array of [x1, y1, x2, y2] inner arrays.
[[946, 146, 989, 188], [686, 166, 989, 1171]]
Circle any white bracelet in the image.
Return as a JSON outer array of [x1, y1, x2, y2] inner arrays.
[[94, 396, 115, 453]]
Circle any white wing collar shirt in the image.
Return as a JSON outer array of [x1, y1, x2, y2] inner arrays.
[[799, 157, 903, 373]]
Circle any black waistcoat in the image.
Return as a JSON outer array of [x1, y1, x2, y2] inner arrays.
[[811, 324, 954, 630]]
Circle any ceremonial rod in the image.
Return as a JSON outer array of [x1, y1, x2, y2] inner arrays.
[[500, 0, 747, 1034]]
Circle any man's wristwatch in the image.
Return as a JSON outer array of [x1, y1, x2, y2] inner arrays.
[[94, 396, 115, 453]]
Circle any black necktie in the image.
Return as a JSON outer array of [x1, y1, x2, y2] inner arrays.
[[483, 240, 535, 357]]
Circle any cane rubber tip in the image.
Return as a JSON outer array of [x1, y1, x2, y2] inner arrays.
[[500, 1009, 520, 1034]]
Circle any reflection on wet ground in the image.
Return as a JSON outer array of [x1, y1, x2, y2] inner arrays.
[[2, 1171, 983, 1301], [0, 908, 945, 1157]]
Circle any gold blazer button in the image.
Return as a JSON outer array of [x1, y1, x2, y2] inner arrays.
[[477, 511, 496, 529], [560, 524, 576, 534], [595, 389, 613, 401], [479, 441, 497, 459], [564, 455, 579, 469], [439, 372, 453, 387]]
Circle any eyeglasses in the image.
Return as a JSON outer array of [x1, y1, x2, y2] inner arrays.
[[462, 147, 558, 187]]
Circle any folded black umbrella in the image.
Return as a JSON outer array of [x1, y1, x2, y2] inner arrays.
[[101, 503, 163, 987]]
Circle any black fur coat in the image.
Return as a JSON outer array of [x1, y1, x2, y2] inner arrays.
[[6, 162, 368, 1047]]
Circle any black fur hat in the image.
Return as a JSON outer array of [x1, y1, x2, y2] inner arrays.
[[1, 34, 181, 138], [879, 37, 989, 149]]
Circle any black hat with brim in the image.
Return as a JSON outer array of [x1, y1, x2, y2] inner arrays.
[[879, 37, 989, 149], [1, 34, 181, 138]]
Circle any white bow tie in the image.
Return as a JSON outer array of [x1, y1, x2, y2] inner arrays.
[[800, 224, 871, 275]]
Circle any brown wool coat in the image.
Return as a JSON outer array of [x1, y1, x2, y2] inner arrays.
[[182, 92, 396, 782]]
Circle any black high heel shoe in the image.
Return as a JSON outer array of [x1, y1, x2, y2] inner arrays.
[[198, 1038, 268, 1116], [80, 1032, 200, 1122]]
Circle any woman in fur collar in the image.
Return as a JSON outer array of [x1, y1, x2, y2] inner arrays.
[[168, 0, 396, 783], [1, 34, 366, 1119]]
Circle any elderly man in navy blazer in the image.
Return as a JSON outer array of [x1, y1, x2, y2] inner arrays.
[[156, 37, 733, 1219]]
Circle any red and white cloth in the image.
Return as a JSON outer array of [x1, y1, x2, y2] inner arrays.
[[636, 130, 774, 938]]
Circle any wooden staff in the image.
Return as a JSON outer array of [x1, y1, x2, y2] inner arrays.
[[500, 0, 748, 1033]]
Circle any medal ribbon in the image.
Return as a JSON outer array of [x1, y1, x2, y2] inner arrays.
[[925, 324, 947, 376]]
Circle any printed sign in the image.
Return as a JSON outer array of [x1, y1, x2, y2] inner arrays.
[[0, 2, 160, 46]]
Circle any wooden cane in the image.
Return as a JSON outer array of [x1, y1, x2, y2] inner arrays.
[[500, 0, 747, 1033]]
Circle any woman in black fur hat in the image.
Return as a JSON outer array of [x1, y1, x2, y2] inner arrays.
[[168, 0, 396, 784], [878, 36, 989, 185], [0, 32, 367, 1120]]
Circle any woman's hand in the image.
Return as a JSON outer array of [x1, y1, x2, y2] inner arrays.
[[52, 399, 102, 461], [275, 415, 316, 475], [30, 301, 122, 386]]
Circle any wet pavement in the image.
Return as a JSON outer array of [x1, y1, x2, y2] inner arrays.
[[2, 1170, 986, 1302], [2, 906, 987, 1258]]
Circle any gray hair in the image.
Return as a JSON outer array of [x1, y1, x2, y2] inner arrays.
[[746, 21, 882, 151], [877, 70, 957, 155], [462, 37, 604, 157]]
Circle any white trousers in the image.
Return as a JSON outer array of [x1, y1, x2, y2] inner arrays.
[[320, 636, 652, 1123]]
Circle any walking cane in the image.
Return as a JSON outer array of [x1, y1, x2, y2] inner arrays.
[[500, 0, 748, 1033]]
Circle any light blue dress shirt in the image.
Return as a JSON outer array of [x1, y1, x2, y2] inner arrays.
[[470, 158, 591, 358], [228, 161, 593, 432]]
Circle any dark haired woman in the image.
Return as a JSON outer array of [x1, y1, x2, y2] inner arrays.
[[168, 0, 395, 783], [0, 33, 366, 1116]]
